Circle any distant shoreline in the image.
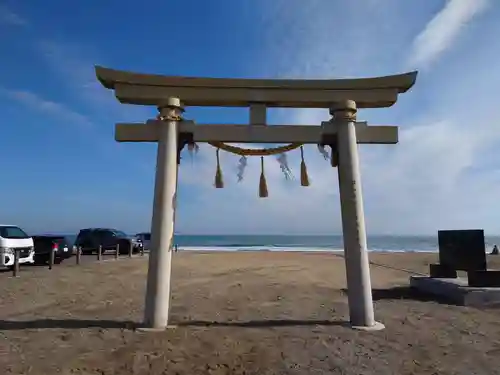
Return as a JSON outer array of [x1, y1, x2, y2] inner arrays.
[[36, 233, 500, 253], [176, 248, 439, 253]]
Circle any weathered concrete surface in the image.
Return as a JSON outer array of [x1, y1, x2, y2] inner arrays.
[[410, 276, 500, 307]]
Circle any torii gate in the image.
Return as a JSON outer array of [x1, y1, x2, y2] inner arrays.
[[95, 66, 417, 331]]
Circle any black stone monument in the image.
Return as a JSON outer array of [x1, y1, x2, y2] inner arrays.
[[438, 229, 486, 272], [429, 229, 500, 286]]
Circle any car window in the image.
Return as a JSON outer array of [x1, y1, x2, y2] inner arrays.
[[99, 230, 115, 240], [77, 230, 91, 240], [53, 237, 67, 245], [34, 236, 67, 246], [34, 237, 52, 246], [0, 226, 30, 239]]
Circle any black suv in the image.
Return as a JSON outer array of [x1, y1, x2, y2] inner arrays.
[[32, 235, 73, 265], [74, 228, 142, 255]]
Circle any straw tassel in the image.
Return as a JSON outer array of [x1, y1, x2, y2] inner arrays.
[[214, 148, 224, 188], [331, 148, 339, 167], [259, 156, 269, 198], [330, 138, 339, 167], [300, 146, 310, 187]]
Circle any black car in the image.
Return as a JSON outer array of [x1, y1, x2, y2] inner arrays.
[[74, 228, 142, 255], [32, 235, 73, 265]]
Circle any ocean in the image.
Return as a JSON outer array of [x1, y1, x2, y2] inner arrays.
[[61, 234, 500, 253]]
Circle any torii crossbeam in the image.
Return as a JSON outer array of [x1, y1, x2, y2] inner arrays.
[[95, 66, 418, 331]]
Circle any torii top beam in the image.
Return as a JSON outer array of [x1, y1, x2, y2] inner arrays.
[[95, 66, 417, 109]]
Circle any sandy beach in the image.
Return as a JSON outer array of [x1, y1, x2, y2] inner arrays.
[[2, 251, 500, 374]]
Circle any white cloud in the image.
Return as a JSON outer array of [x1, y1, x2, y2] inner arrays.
[[169, 0, 500, 235], [0, 5, 27, 26], [36, 40, 152, 122], [12, 0, 499, 235], [407, 0, 489, 69], [0, 88, 92, 127], [176, 142, 339, 235]]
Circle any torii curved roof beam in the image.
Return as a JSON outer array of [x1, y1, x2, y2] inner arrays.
[[95, 66, 417, 109]]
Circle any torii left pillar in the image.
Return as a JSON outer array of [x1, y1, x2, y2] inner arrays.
[[142, 97, 182, 330]]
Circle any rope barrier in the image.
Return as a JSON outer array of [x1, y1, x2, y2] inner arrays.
[[331, 252, 427, 276]]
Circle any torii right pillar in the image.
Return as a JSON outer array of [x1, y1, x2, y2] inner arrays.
[[331, 99, 384, 331]]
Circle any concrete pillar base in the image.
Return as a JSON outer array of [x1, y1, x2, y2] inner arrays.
[[350, 321, 385, 331], [136, 325, 178, 333]]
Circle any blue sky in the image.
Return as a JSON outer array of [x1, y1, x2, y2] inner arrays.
[[1, 0, 499, 235]]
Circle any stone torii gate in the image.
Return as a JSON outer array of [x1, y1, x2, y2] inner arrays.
[[95, 66, 417, 331]]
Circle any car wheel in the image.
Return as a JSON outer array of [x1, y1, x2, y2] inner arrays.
[[81, 248, 91, 255]]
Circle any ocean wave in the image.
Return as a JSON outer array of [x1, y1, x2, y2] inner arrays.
[[178, 246, 438, 253]]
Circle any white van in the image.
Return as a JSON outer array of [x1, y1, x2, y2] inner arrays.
[[0, 225, 35, 268]]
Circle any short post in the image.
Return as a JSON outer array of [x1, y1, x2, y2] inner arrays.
[[12, 249, 20, 277], [49, 247, 55, 270], [143, 98, 182, 330], [76, 246, 81, 265], [141, 246, 144, 256], [129, 242, 133, 258], [331, 100, 383, 330], [97, 245, 102, 261], [115, 244, 120, 260]]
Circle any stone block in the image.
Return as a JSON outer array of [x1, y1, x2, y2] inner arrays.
[[467, 270, 500, 287], [410, 276, 500, 307], [429, 263, 457, 278]]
